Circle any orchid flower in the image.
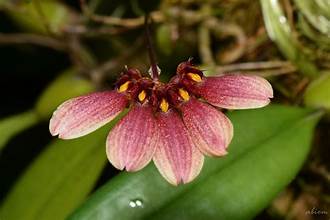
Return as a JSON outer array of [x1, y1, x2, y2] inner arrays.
[[49, 60, 273, 185]]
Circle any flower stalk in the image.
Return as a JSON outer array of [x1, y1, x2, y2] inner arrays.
[[144, 15, 159, 81]]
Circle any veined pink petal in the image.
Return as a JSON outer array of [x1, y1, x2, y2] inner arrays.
[[181, 98, 233, 157], [106, 105, 158, 171], [49, 91, 127, 139], [153, 110, 204, 185], [197, 74, 273, 109]]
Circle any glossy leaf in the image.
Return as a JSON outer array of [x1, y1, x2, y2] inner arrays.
[[69, 105, 320, 220], [260, 0, 319, 78], [0, 112, 125, 220], [0, 110, 39, 151]]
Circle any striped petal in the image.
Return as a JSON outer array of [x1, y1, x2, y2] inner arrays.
[[153, 110, 204, 185], [198, 74, 273, 109], [106, 105, 158, 171], [49, 91, 127, 139], [181, 98, 233, 157]]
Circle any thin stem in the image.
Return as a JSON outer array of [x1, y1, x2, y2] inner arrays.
[[205, 18, 246, 64], [144, 15, 159, 81], [89, 36, 144, 87], [198, 23, 215, 67], [210, 61, 297, 77], [80, 0, 163, 27], [0, 33, 66, 50], [216, 61, 294, 72]]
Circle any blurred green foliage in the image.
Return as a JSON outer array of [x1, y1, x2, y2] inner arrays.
[[0, 125, 108, 220], [304, 71, 330, 110], [0, 111, 38, 150], [260, 0, 319, 78], [3, 0, 73, 34]]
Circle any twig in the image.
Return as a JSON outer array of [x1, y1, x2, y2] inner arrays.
[[216, 61, 295, 72], [80, 0, 163, 27], [63, 25, 130, 37], [89, 36, 144, 86], [67, 35, 95, 72], [245, 27, 268, 53], [0, 33, 66, 50], [309, 162, 330, 183], [198, 23, 215, 67], [212, 61, 297, 77], [145, 15, 159, 81], [293, 77, 309, 98], [240, 67, 297, 77], [206, 18, 247, 63]]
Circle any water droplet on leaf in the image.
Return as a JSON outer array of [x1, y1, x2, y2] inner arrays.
[[129, 199, 144, 208]]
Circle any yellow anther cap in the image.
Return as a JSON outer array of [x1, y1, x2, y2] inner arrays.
[[138, 90, 146, 102], [118, 81, 130, 92], [187, 73, 202, 82], [178, 88, 190, 101], [160, 98, 169, 112]]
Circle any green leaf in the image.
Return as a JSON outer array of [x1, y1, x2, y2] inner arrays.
[[0, 112, 124, 220], [156, 24, 173, 56], [297, 14, 330, 50], [4, 0, 73, 34], [0, 110, 39, 151], [315, 0, 330, 20], [260, 0, 319, 78], [304, 71, 330, 110], [293, 0, 330, 35], [35, 68, 94, 120], [68, 105, 320, 220]]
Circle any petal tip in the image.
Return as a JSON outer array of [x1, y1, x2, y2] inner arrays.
[[49, 127, 58, 137], [49, 91, 128, 140], [58, 133, 70, 140], [264, 79, 274, 97], [199, 75, 274, 109]]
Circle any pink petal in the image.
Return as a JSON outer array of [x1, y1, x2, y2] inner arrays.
[[181, 98, 233, 157], [106, 105, 158, 171], [49, 91, 127, 139], [197, 74, 273, 109], [153, 110, 204, 185]]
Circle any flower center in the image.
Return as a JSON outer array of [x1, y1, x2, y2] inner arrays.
[[116, 61, 204, 113]]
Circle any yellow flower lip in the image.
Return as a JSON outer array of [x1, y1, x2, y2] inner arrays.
[[138, 90, 147, 102], [160, 98, 169, 112], [118, 81, 130, 92], [187, 73, 202, 82], [178, 88, 190, 101]]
